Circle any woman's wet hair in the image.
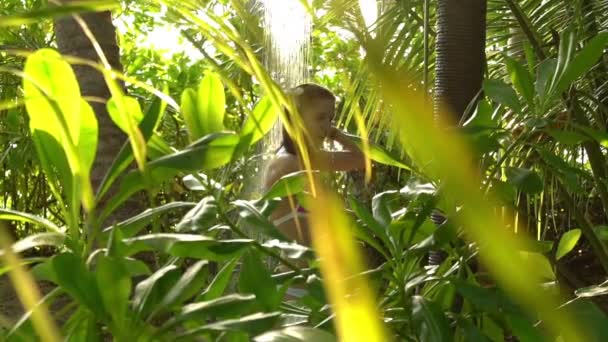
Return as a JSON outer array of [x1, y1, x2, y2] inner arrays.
[[281, 83, 335, 155]]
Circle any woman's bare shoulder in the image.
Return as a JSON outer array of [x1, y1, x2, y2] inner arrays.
[[263, 154, 300, 189]]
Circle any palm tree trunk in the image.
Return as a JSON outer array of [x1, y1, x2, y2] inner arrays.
[[429, 0, 487, 296], [434, 0, 487, 123], [54, 1, 140, 224]]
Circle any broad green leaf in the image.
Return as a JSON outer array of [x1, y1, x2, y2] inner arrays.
[[24, 49, 80, 146], [483, 79, 522, 113], [77, 99, 98, 177], [95, 256, 131, 326], [464, 99, 495, 128], [107, 96, 146, 171], [169, 239, 252, 260], [262, 171, 310, 200], [400, 182, 436, 198], [23, 49, 86, 206], [99, 132, 239, 223], [31, 258, 57, 283], [557, 299, 608, 340], [505, 167, 543, 195], [349, 197, 391, 251], [142, 91, 169, 134], [261, 239, 312, 260], [200, 258, 240, 301], [536, 59, 557, 102], [371, 190, 399, 226], [241, 96, 280, 145], [411, 296, 452, 341], [578, 126, 608, 148], [181, 72, 225, 141], [132, 264, 181, 318], [255, 327, 337, 342], [147, 133, 174, 159], [551, 30, 576, 95], [192, 312, 281, 335], [505, 56, 535, 105], [51, 253, 104, 317], [554, 32, 608, 95], [594, 225, 608, 241], [122, 233, 252, 260], [451, 279, 521, 315], [97, 94, 167, 200], [199, 72, 226, 134], [163, 294, 256, 330], [463, 127, 502, 156], [0, 208, 62, 233], [546, 129, 589, 145], [239, 250, 278, 311], [489, 179, 516, 204], [523, 41, 536, 76], [233, 200, 288, 241], [122, 234, 213, 255], [103, 202, 196, 238], [507, 314, 546, 342], [347, 134, 412, 170], [150, 132, 239, 173], [556, 229, 582, 261], [63, 310, 101, 342], [519, 252, 555, 281], [460, 320, 492, 342], [0, 1, 119, 26], [31, 130, 73, 205], [2, 233, 65, 257], [107, 96, 144, 134], [175, 196, 218, 233], [181, 88, 201, 140], [122, 257, 151, 277], [182, 173, 224, 191], [522, 240, 554, 254], [156, 260, 209, 311]]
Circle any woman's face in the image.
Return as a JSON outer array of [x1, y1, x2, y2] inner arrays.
[[299, 97, 335, 145]]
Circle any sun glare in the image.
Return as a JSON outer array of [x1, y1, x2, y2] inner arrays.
[[114, 6, 203, 61], [358, 0, 378, 33]]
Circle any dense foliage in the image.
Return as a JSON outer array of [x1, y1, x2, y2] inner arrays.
[[1, 0, 608, 341]]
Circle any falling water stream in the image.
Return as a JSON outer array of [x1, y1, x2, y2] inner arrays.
[[246, 0, 382, 200], [243, 0, 312, 201], [260, 0, 312, 156]]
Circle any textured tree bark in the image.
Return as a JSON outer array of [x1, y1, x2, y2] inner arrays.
[[434, 0, 487, 123], [54, 1, 141, 224], [429, 0, 487, 279]]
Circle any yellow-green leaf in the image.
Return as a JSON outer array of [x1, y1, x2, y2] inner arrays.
[[241, 96, 280, 145], [23, 48, 81, 161], [78, 99, 98, 176], [198, 72, 225, 134], [107, 96, 144, 133], [556, 229, 582, 261], [107, 96, 147, 171], [181, 72, 226, 141]]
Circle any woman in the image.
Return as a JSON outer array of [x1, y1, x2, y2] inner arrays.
[[263, 83, 366, 247]]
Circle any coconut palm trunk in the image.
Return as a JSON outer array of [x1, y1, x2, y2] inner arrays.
[[429, 0, 487, 278], [54, 1, 140, 223], [430, 0, 487, 232], [434, 0, 487, 123]]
